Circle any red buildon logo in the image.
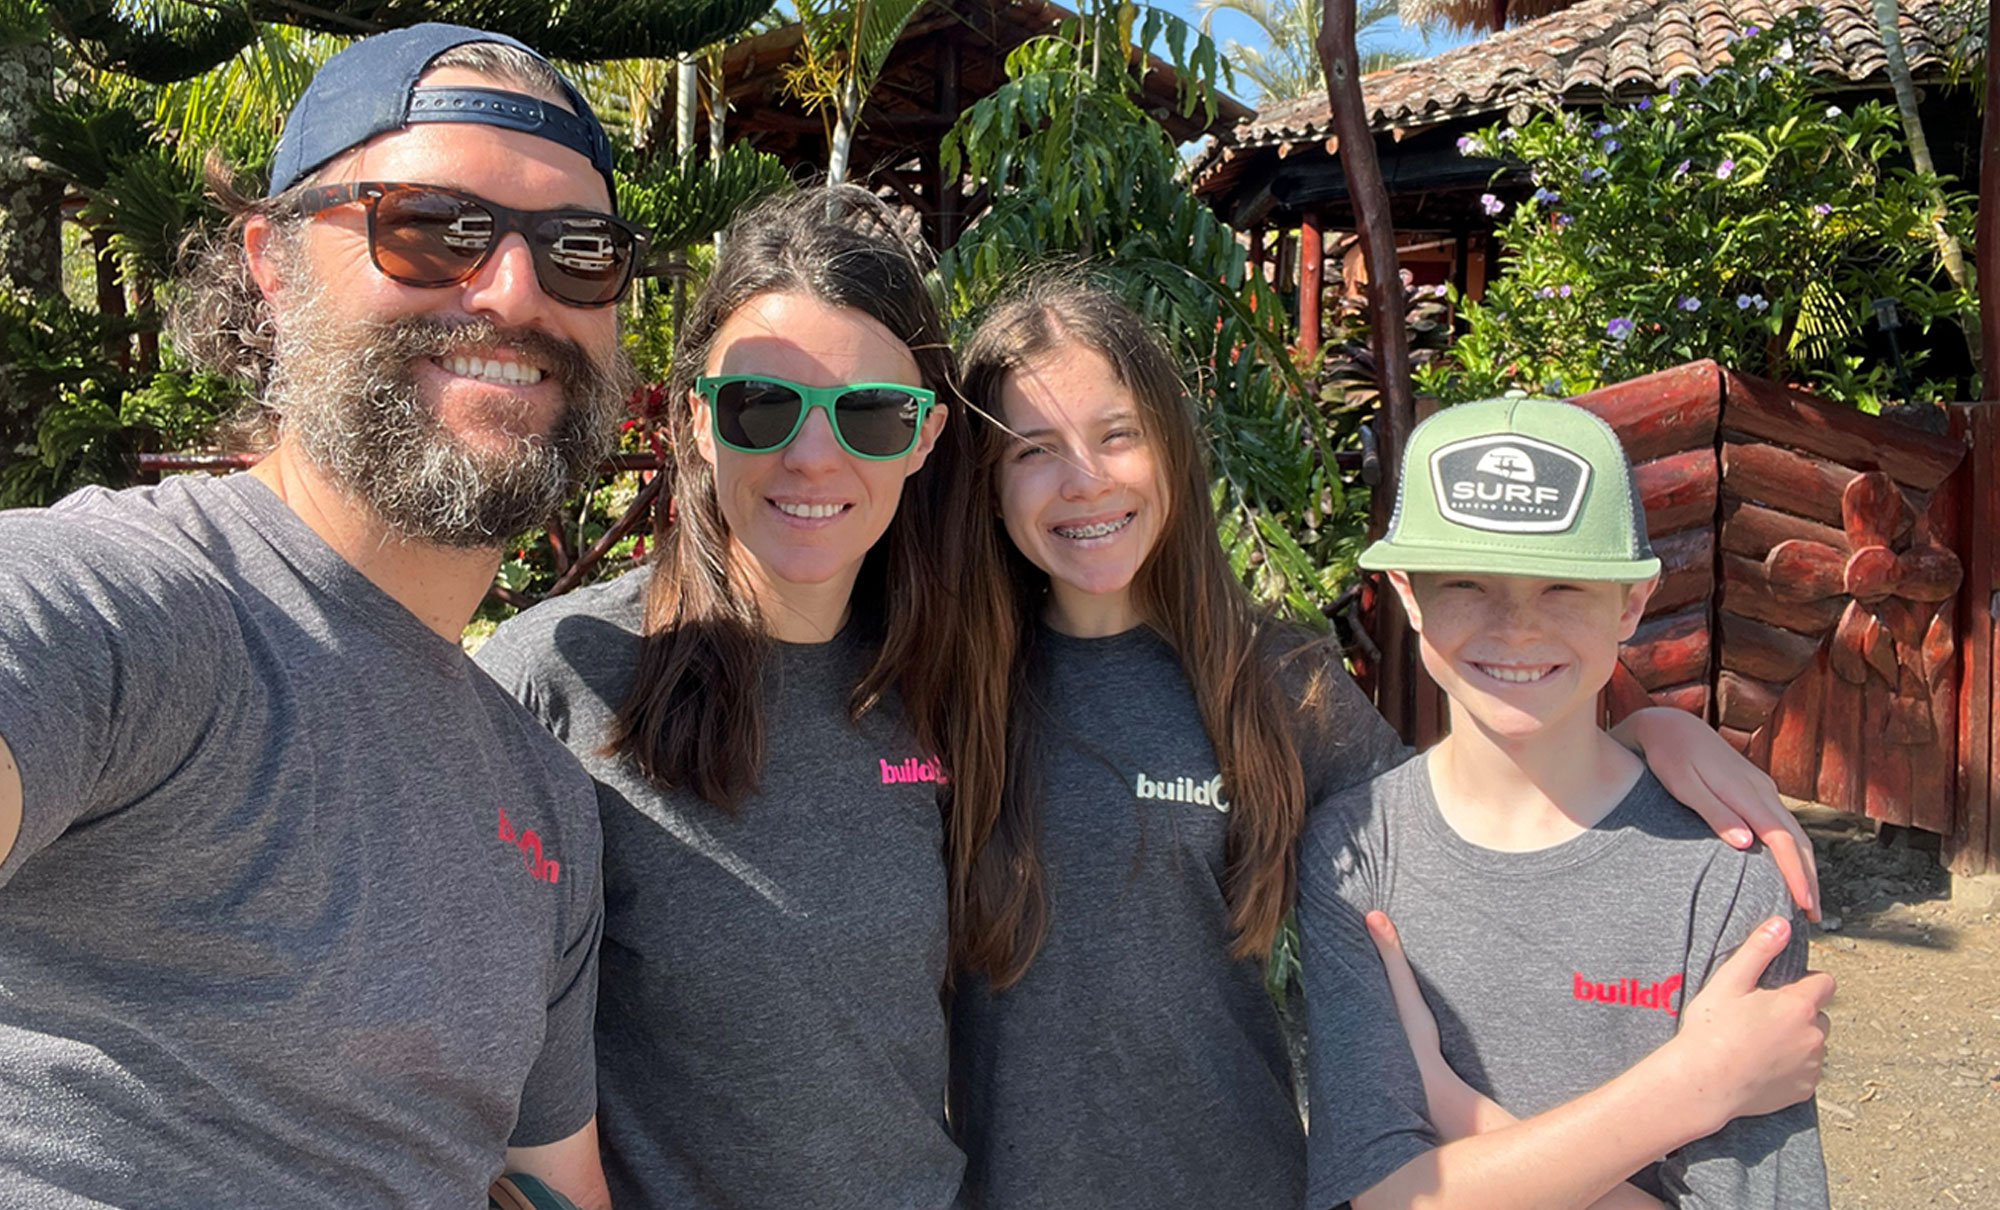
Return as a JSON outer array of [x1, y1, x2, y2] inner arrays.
[[497, 807, 561, 884], [1572, 971, 1683, 1016], [880, 756, 948, 786]]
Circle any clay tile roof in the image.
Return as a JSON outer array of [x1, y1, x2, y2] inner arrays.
[[1204, 0, 1957, 160]]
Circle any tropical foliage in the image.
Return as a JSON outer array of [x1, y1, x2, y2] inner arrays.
[[942, 2, 1370, 616], [2, 0, 790, 513], [780, 0, 928, 181], [1420, 13, 1976, 410], [1194, 0, 1408, 101]]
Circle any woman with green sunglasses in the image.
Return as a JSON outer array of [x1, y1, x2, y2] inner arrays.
[[475, 186, 1009, 1209]]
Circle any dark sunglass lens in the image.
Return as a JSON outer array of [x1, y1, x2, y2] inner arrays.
[[835, 389, 923, 456], [532, 215, 635, 306], [374, 188, 489, 284], [715, 380, 806, 451]]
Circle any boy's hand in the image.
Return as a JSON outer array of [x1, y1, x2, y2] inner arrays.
[[1665, 917, 1834, 1126], [1613, 707, 1821, 920]]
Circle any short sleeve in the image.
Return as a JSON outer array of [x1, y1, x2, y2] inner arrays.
[[508, 852, 605, 1147], [1270, 631, 1410, 804], [1297, 793, 1437, 1209], [1658, 851, 1830, 1208], [0, 511, 236, 887]]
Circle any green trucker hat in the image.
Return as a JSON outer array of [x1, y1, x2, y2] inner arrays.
[[1358, 396, 1660, 582]]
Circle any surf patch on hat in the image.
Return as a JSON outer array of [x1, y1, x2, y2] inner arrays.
[[1359, 396, 1660, 582]]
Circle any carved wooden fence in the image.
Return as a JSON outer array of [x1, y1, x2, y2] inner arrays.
[[1372, 361, 1998, 875]]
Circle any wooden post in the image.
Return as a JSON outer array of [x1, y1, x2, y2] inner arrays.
[[1299, 212, 1323, 356], [1248, 227, 1265, 280], [1981, 0, 1999, 392], [1316, 0, 1414, 533]]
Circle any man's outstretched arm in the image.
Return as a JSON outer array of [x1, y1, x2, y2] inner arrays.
[[506, 1116, 612, 1210]]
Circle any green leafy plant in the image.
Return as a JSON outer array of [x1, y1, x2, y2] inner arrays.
[[1421, 13, 1975, 409]]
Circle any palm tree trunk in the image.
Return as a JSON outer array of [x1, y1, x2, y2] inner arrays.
[[827, 73, 861, 185], [1871, 0, 1978, 372], [1, 21, 62, 461]]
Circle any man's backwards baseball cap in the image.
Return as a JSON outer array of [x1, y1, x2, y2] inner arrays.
[[266, 23, 616, 205], [1359, 396, 1661, 582]]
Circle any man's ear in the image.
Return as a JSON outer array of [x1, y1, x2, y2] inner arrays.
[[903, 400, 948, 477], [1618, 574, 1659, 641], [243, 214, 286, 304], [1385, 569, 1423, 631], [688, 388, 718, 469]]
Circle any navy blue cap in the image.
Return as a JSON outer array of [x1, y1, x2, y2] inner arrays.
[[266, 23, 617, 207]]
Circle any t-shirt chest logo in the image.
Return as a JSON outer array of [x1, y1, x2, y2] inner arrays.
[[879, 755, 947, 786], [1133, 772, 1230, 812], [496, 806, 561, 885], [1572, 969, 1682, 1016], [1430, 434, 1591, 533]]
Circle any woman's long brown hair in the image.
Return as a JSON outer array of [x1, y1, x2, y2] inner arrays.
[[954, 272, 1330, 986], [611, 186, 1011, 830]]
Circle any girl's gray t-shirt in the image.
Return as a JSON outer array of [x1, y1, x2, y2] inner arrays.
[[0, 474, 603, 1209], [1299, 756, 1828, 1209], [948, 624, 1404, 1210], [476, 572, 963, 1210]]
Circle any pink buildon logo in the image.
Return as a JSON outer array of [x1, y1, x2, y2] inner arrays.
[[880, 756, 948, 786], [1572, 970, 1682, 1016], [497, 807, 561, 884]]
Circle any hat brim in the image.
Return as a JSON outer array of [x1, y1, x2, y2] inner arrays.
[[1358, 538, 1661, 583]]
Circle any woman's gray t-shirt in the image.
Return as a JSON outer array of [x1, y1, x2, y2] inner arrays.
[[476, 572, 962, 1210], [948, 624, 1404, 1210]]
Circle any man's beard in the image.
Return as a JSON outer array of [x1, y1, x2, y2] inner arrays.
[[264, 291, 632, 550]]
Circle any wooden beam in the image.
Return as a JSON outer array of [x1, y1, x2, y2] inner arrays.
[[1622, 605, 1709, 689], [1721, 439, 1859, 527], [1572, 360, 1722, 464], [1722, 368, 1966, 490], [1720, 499, 1849, 561], [1299, 212, 1324, 357], [1719, 552, 1846, 634], [1633, 449, 1718, 536], [1720, 612, 1822, 684]]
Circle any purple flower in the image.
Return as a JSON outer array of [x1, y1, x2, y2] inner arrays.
[[1677, 296, 1701, 312], [1532, 186, 1560, 205], [1669, 78, 1683, 96], [1745, 23, 1760, 35], [1457, 134, 1479, 154], [1813, 202, 1832, 217], [1736, 294, 1755, 310], [1637, 97, 1652, 110], [1480, 193, 1505, 216], [1559, 284, 1573, 297], [1554, 213, 1574, 228], [1607, 317, 1636, 341], [1716, 158, 1735, 179], [1538, 286, 1557, 298], [1583, 166, 1609, 182], [1591, 122, 1615, 137], [1672, 159, 1691, 180], [1601, 138, 1622, 154], [1544, 380, 1565, 396]]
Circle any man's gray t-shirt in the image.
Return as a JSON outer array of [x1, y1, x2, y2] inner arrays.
[[1299, 755, 1828, 1209], [0, 474, 603, 1210], [949, 625, 1405, 1210], [475, 571, 963, 1210]]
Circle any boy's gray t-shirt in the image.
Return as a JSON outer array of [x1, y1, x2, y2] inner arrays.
[[948, 625, 1405, 1210], [0, 474, 603, 1210], [475, 572, 963, 1210], [1299, 755, 1828, 1210]]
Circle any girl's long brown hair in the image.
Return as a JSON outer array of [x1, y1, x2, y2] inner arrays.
[[954, 272, 1332, 986], [611, 186, 1010, 828]]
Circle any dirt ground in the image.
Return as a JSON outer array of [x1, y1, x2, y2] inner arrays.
[[1799, 806, 2000, 1209]]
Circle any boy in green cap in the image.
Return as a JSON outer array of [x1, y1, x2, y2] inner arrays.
[[1298, 397, 1832, 1209]]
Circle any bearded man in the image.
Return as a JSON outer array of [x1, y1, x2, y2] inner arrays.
[[0, 24, 637, 1209]]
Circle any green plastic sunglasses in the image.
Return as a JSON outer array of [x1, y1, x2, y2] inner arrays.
[[696, 374, 935, 460]]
